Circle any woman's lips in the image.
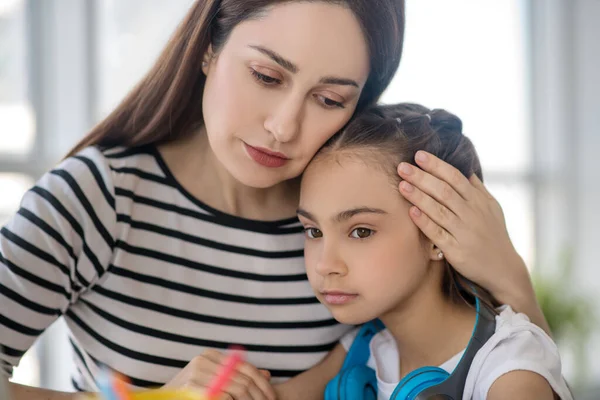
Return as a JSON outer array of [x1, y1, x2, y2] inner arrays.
[[244, 143, 289, 168]]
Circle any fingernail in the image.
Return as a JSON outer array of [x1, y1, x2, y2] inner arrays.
[[416, 151, 428, 163], [399, 163, 413, 175], [411, 207, 422, 217], [400, 181, 414, 192]]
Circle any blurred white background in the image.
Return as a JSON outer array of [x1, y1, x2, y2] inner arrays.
[[0, 0, 598, 397]]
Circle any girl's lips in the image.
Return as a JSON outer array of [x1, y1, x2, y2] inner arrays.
[[244, 143, 289, 168], [321, 291, 358, 305]]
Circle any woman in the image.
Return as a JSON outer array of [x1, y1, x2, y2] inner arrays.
[[0, 1, 548, 399]]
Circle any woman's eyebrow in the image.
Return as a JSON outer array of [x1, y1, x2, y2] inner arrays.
[[248, 45, 359, 88], [319, 76, 359, 88], [249, 45, 298, 73]]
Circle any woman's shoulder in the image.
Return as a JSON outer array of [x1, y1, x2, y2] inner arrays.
[[93, 144, 160, 172], [464, 305, 573, 399], [60, 144, 166, 190]]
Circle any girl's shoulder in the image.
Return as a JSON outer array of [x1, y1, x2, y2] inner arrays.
[[464, 305, 573, 400]]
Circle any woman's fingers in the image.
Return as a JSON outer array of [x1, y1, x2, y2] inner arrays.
[[398, 161, 468, 218], [469, 174, 494, 199], [399, 180, 462, 235], [165, 349, 275, 400], [403, 151, 475, 200], [407, 206, 457, 252], [234, 363, 276, 400], [202, 350, 275, 400], [222, 376, 261, 400]]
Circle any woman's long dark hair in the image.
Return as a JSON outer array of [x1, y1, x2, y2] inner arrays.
[[66, 0, 405, 157]]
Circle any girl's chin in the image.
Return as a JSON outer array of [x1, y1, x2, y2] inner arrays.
[[330, 310, 375, 326]]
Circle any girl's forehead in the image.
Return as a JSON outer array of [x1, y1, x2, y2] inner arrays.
[[308, 149, 398, 180], [303, 154, 394, 194], [299, 157, 412, 223]]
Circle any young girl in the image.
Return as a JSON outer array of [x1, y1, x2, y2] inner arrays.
[[297, 103, 572, 399]]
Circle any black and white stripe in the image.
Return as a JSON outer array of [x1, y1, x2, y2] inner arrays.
[[0, 145, 348, 391]]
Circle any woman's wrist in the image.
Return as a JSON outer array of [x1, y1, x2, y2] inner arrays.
[[488, 253, 534, 306], [484, 254, 553, 336]]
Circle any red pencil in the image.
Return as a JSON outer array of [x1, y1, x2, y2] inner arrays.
[[205, 349, 245, 399]]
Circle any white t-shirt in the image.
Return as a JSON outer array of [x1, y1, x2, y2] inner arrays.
[[340, 306, 573, 400]]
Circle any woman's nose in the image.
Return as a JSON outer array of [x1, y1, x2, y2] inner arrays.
[[264, 95, 303, 143]]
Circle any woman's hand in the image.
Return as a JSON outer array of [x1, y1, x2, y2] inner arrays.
[[397, 151, 551, 334], [162, 349, 276, 400]]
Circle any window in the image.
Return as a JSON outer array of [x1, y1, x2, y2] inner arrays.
[[0, 0, 39, 387], [95, 0, 196, 119], [0, 0, 35, 157], [382, 0, 534, 266]]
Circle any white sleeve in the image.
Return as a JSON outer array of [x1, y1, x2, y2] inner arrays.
[[0, 147, 116, 377], [467, 325, 573, 400]]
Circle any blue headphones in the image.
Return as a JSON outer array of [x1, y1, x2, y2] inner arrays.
[[324, 298, 496, 400]]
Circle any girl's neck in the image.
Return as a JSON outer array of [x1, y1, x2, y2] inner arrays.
[[379, 281, 477, 380], [158, 129, 300, 221]]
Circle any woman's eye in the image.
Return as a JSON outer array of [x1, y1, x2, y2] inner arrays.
[[250, 69, 281, 85], [315, 94, 345, 109], [304, 228, 323, 239], [350, 228, 373, 239]]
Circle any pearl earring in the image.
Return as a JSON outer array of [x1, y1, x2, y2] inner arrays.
[[437, 251, 444, 259]]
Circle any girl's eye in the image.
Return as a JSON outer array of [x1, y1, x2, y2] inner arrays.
[[250, 69, 282, 85], [315, 94, 345, 109], [350, 228, 374, 239], [304, 228, 323, 239]]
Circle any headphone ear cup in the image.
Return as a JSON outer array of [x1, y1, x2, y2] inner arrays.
[[325, 365, 378, 400], [325, 372, 342, 400], [391, 366, 449, 400]]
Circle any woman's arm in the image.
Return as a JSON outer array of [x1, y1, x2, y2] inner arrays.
[[0, 148, 117, 395], [274, 344, 346, 400], [489, 258, 552, 336], [397, 151, 551, 336]]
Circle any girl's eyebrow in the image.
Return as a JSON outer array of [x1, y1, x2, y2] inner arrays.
[[297, 207, 387, 223], [296, 208, 316, 222], [248, 45, 359, 88], [333, 207, 387, 222]]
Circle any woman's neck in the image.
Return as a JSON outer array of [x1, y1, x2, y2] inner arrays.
[[379, 281, 477, 380], [158, 130, 300, 221]]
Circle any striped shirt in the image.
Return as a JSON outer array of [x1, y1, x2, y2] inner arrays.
[[0, 145, 349, 391]]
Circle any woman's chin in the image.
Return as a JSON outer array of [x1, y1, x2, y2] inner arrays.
[[230, 165, 298, 189]]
